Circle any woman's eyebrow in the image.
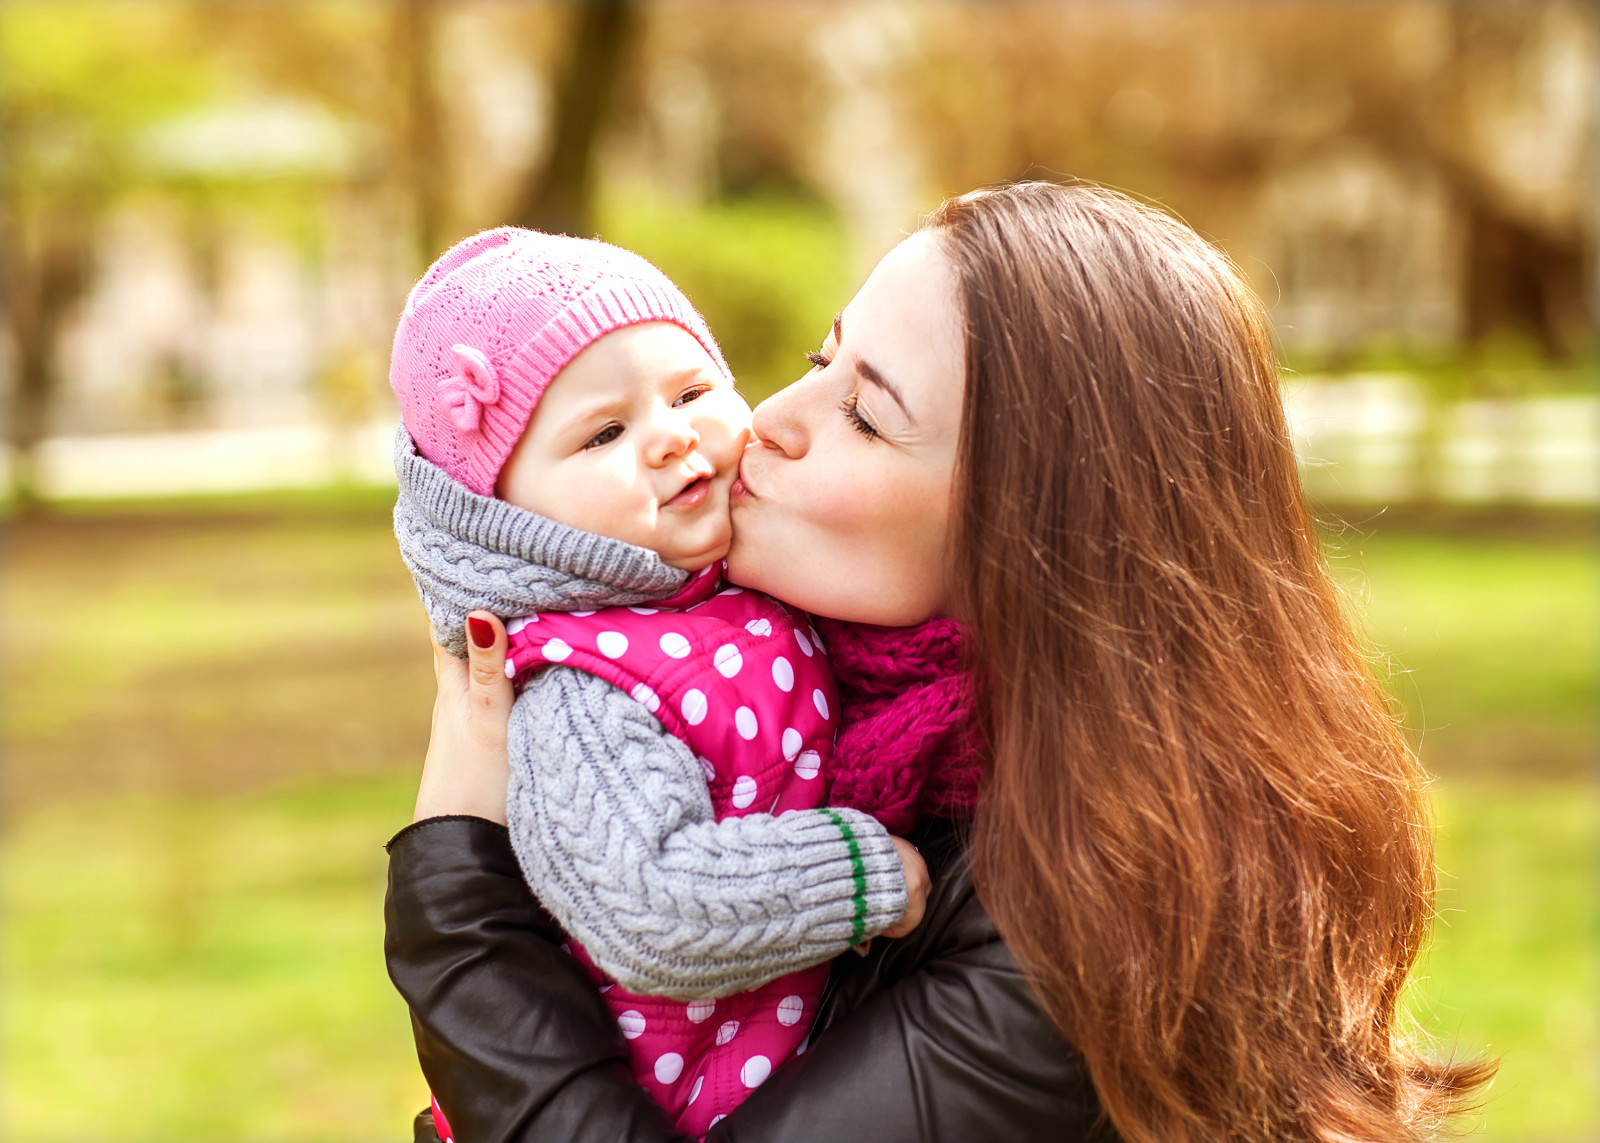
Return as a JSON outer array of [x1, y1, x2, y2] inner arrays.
[[835, 311, 913, 422], [857, 358, 912, 422]]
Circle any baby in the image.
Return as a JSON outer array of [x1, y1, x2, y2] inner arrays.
[[389, 229, 919, 1137]]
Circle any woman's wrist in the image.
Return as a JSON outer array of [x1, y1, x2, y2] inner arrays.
[[413, 772, 508, 824]]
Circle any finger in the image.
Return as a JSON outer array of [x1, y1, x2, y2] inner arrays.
[[464, 611, 513, 710], [885, 886, 928, 939], [431, 632, 453, 681]]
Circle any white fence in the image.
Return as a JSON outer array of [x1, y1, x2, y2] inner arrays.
[[1283, 375, 1597, 506]]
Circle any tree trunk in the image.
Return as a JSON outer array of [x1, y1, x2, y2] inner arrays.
[[395, 0, 446, 269], [511, 0, 640, 237], [3, 212, 88, 508]]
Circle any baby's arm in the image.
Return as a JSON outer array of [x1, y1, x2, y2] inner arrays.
[[506, 665, 908, 1000]]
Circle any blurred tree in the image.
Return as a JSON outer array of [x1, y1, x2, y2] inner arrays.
[[511, 0, 641, 236], [2, 205, 90, 506], [394, 0, 446, 267], [900, 1, 1593, 368]]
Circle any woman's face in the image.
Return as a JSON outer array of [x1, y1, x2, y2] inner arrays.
[[727, 231, 965, 625]]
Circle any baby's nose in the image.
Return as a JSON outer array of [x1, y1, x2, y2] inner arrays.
[[648, 411, 701, 463]]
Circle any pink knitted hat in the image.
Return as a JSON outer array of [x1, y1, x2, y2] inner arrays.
[[390, 227, 732, 497]]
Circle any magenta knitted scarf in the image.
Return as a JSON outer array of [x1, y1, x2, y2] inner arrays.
[[815, 616, 986, 834]]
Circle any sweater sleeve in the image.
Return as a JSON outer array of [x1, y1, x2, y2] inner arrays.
[[505, 666, 907, 1000]]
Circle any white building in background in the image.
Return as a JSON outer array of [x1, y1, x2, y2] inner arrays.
[[13, 96, 412, 495]]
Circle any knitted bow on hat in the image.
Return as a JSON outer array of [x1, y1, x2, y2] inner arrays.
[[438, 344, 500, 432]]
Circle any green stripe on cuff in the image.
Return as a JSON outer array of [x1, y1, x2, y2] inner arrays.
[[822, 809, 868, 945]]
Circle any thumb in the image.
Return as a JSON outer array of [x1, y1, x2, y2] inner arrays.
[[464, 611, 513, 714]]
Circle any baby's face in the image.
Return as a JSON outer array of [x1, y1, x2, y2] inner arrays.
[[497, 322, 752, 570]]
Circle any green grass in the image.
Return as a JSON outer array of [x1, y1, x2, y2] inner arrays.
[[1326, 527, 1597, 780], [1415, 782, 1599, 1138], [3, 775, 427, 1140], [1325, 526, 1598, 1140], [2, 508, 1594, 1140]]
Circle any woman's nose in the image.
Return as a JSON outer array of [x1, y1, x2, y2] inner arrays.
[[749, 371, 817, 459]]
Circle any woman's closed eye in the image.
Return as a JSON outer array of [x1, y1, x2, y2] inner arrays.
[[839, 392, 879, 440], [583, 423, 623, 449], [808, 349, 879, 439]]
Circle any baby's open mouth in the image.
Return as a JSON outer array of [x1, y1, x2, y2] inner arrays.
[[663, 475, 712, 510]]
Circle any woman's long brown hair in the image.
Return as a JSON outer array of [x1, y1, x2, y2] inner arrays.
[[930, 182, 1493, 1142]]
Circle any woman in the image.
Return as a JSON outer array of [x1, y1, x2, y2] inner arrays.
[[386, 182, 1490, 1142]]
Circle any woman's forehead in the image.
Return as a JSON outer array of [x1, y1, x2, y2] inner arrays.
[[843, 233, 965, 421]]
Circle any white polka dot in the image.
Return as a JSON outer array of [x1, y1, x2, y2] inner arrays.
[[599, 983, 613, 992], [571, 610, 596, 618], [504, 659, 516, 679], [715, 1019, 740, 1045], [718, 586, 744, 596], [631, 683, 660, 713], [698, 755, 716, 781], [682, 688, 708, 726], [714, 643, 743, 678], [781, 727, 802, 760], [777, 995, 805, 1026], [771, 656, 795, 692], [709, 1115, 725, 1127], [505, 616, 530, 635], [687, 1076, 704, 1104], [653, 1052, 684, 1084], [796, 1033, 811, 1056], [744, 618, 772, 637], [794, 628, 814, 657], [731, 775, 757, 808], [740, 1055, 772, 1088], [810, 626, 825, 651], [795, 750, 821, 779], [596, 630, 629, 658], [618, 1010, 646, 1039], [542, 638, 572, 662], [628, 606, 658, 615], [686, 999, 715, 1023], [561, 941, 572, 955], [659, 632, 691, 658], [813, 689, 830, 719], [734, 706, 758, 739]]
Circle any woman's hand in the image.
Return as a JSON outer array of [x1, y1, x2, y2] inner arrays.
[[881, 837, 930, 939], [413, 611, 514, 824]]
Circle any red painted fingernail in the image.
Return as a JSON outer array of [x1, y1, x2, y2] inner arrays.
[[468, 617, 494, 649]]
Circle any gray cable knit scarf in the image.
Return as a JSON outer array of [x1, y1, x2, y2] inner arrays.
[[392, 427, 690, 654]]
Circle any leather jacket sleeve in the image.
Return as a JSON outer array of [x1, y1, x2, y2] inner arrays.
[[385, 815, 1109, 1143]]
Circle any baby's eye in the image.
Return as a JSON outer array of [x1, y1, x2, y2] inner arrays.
[[584, 424, 623, 449], [673, 386, 710, 407]]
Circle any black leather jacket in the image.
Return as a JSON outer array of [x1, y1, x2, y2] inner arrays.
[[385, 814, 1113, 1142]]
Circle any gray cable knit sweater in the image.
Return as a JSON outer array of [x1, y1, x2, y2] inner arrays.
[[394, 429, 907, 1000]]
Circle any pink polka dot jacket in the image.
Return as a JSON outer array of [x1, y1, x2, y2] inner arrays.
[[394, 430, 912, 1135], [504, 566, 846, 1135]]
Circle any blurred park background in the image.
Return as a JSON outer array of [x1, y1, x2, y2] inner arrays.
[[1, 1, 1595, 1139]]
